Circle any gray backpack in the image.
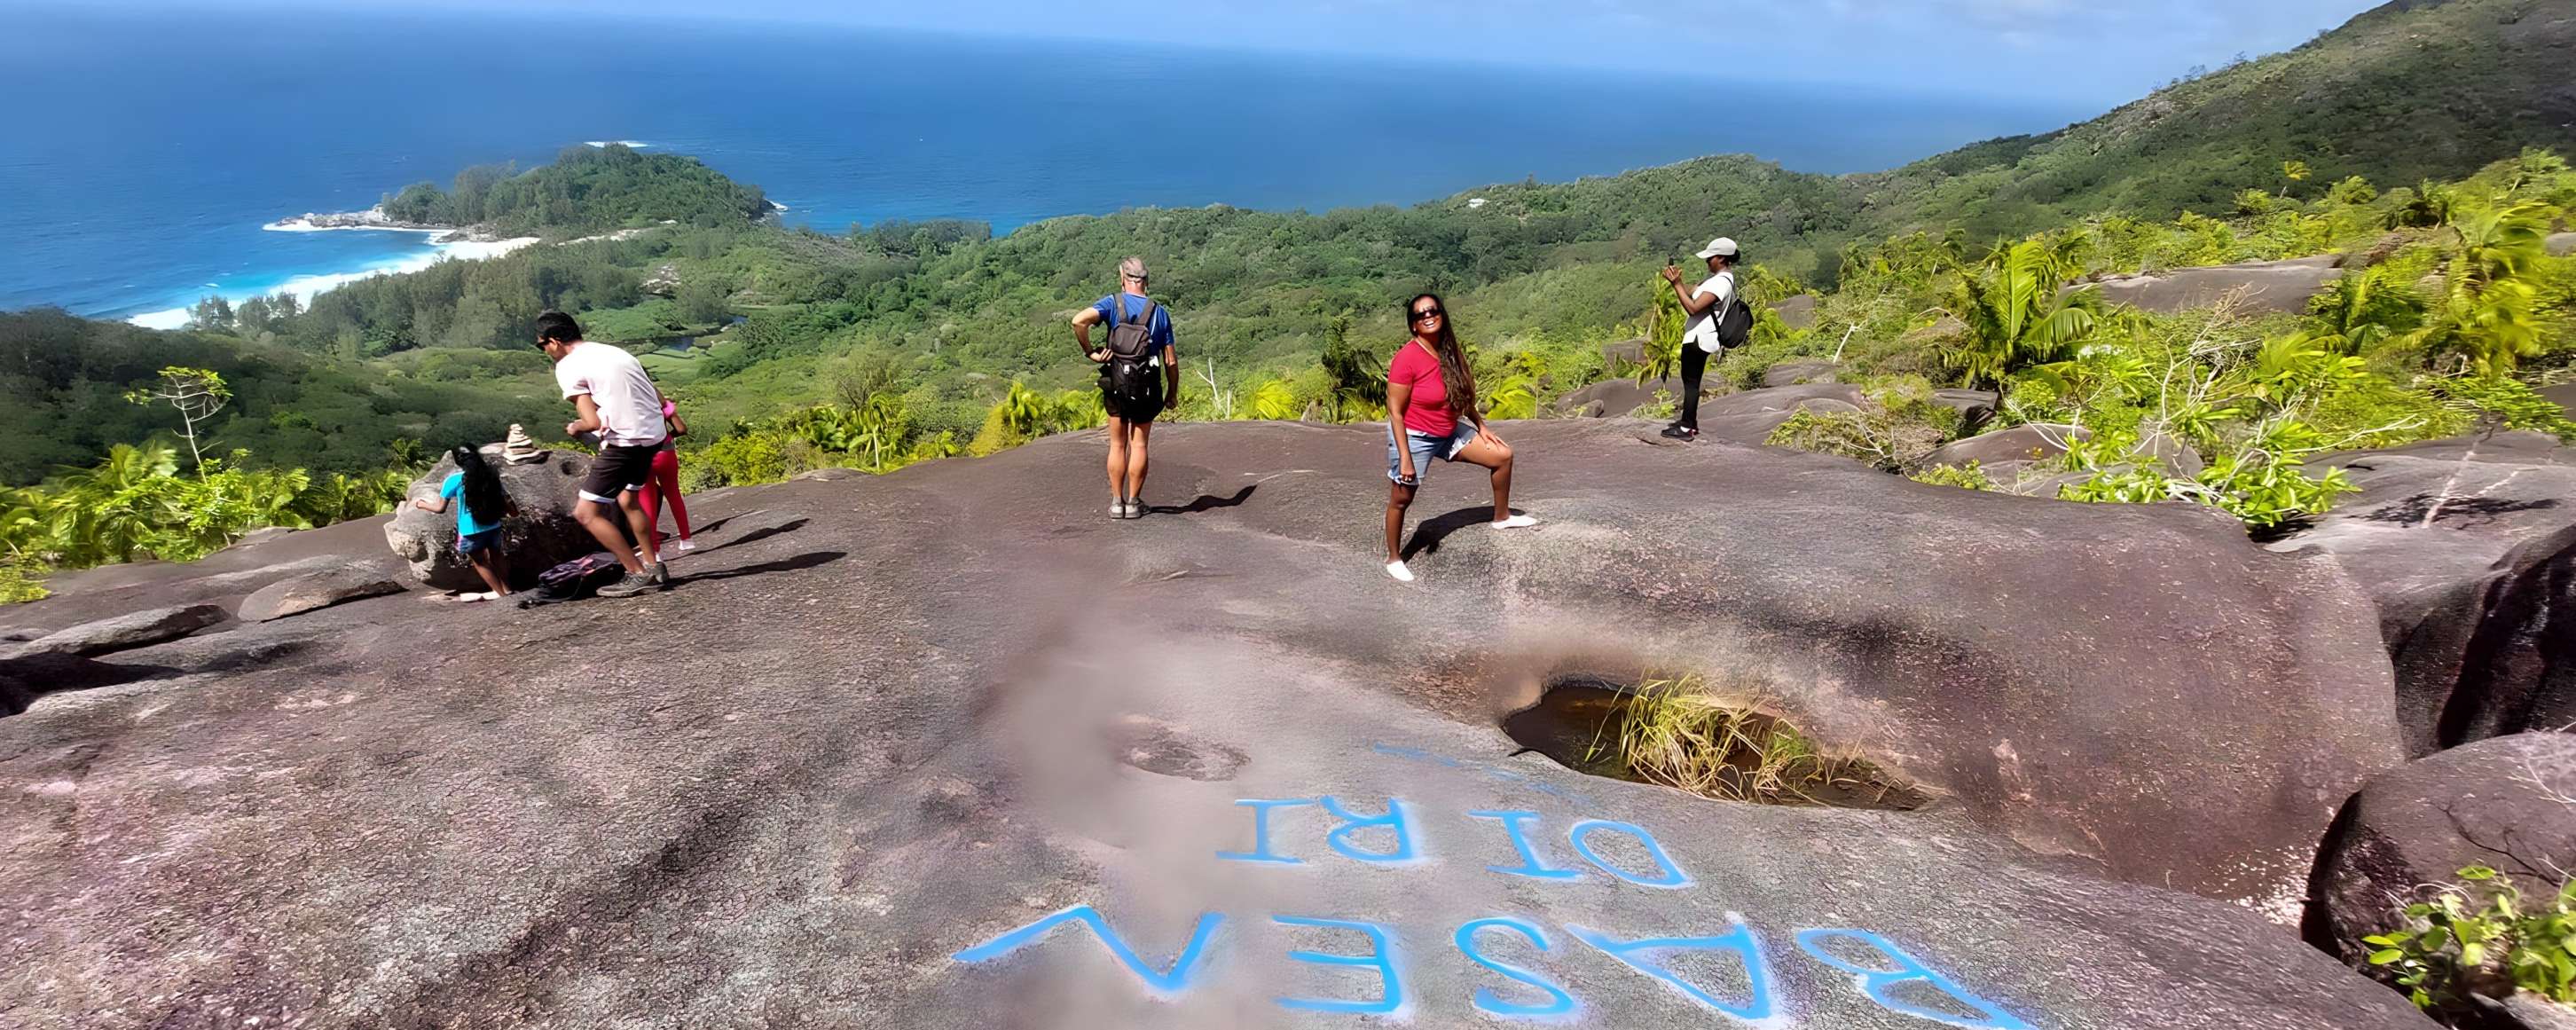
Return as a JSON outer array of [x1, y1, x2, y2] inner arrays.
[[1105, 295, 1161, 360]]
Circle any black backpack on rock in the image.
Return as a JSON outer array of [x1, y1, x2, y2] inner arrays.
[[1101, 296, 1166, 412], [516, 553, 624, 608]]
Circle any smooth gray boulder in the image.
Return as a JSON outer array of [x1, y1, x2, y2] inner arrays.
[[2544, 382, 2576, 421], [2487, 994, 2576, 1030], [2548, 232, 2576, 258], [385, 445, 602, 592], [2072, 255, 2344, 315], [0, 420, 2426, 1028], [1690, 382, 1870, 443], [1921, 423, 2091, 471], [2307, 734, 2576, 1025], [4, 603, 226, 659], [1759, 358, 1839, 387], [1597, 335, 1648, 368], [235, 562, 406, 622], [1551, 376, 1684, 419], [1771, 293, 1818, 330], [2278, 435, 2576, 754]]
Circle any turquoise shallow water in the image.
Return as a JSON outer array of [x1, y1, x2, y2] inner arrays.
[[0, 7, 2087, 324]]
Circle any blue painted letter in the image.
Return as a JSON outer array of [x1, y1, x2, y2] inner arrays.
[[1566, 819, 1692, 888], [1795, 929, 2033, 1030], [1274, 916, 1406, 1015], [1216, 798, 1314, 865], [1455, 917, 1579, 1020], [1467, 810, 1583, 881], [1568, 922, 1775, 1022], [951, 906, 1224, 999], [1319, 797, 1418, 864]]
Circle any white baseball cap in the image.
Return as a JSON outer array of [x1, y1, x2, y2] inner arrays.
[[1694, 237, 1740, 259]]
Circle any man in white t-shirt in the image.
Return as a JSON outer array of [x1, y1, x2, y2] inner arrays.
[[1657, 236, 1742, 440], [538, 311, 668, 598]]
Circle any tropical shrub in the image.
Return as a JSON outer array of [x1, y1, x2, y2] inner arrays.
[[0, 557, 47, 604], [1907, 462, 1996, 491], [2365, 865, 2576, 1017], [1765, 397, 1950, 473], [1938, 240, 2099, 391], [0, 441, 410, 586]]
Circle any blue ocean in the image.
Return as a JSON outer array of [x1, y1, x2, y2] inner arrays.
[[0, 7, 2090, 326]]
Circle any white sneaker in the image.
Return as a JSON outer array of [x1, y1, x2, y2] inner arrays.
[[675, 539, 698, 553], [1491, 514, 1539, 529], [1385, 561, 1416, 583]]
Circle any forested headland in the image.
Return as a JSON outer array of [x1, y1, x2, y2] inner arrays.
[[4, 0, 2572, 602], [378, 143, 777, 235]]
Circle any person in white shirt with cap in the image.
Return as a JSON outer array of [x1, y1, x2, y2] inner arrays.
[[1657, 237, 1742, 440]]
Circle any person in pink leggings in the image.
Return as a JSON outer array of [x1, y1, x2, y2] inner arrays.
[[637, 397, 696, 554]]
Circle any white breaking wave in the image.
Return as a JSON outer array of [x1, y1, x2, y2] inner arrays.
[[263, 222, 446, 235], [584, 140, 651, 149]]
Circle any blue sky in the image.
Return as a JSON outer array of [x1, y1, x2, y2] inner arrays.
[[88, 0, 2383, 104]]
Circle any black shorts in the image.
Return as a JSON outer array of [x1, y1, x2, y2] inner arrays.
[[582, 442, 662, 502], [1101, 378, 1165, 424]]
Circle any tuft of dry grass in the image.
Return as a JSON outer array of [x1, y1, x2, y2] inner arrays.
[[1581, 674, 1920, 807]]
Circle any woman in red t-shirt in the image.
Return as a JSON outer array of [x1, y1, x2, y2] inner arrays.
[[1382, 292, 1539, 582]]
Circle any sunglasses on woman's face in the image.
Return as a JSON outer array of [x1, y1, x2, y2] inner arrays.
[[1411, 308, 1443, 322]]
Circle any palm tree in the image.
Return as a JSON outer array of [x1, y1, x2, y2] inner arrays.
[[2306, 266, 2422, 354], [1249, 380, 1300, 421], [2442, 200, 2550, 290], [0, 487, 60, 560], [1938, 240, 2099, 393], [1049, 389, 1104, 432], [2384, 182, 2457, 230], [995, 381, 1052, 437], [46, 442, 184, 565], [2279, 160, 2311, 198], [2407, 200, 2553, 373], [55, 441, 180, 497], [1634, 286, 1685, 387]]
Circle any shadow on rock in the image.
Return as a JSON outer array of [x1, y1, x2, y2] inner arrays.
[[2359, 493, 2561, 529], [706, 518, 809, 554], [1402, 507, 1511, 560], [1148, 485, 1256, 515], [683, 551, 846, 584], [1, 653, 182, 716]]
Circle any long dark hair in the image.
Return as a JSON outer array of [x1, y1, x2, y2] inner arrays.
[[452, 445, 507, 528], [1407, 292, 1478, 421]]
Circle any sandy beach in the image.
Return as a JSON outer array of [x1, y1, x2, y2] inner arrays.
[[126, 231, 541, 329]]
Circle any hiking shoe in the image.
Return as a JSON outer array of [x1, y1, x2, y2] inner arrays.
[[1127, 499, 1147, 518], [597, 571, 658, 599], [1660, 424, 1699, 440], [651, 562, 671, 586], [1109, 499, 1128, 520]]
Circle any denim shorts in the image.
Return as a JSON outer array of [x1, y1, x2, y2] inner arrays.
[[456, 528, 503, 554], [1386, 421, 1477, 484]]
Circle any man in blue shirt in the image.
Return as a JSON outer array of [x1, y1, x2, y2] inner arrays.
[[1071, 256, 1182, 520]]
